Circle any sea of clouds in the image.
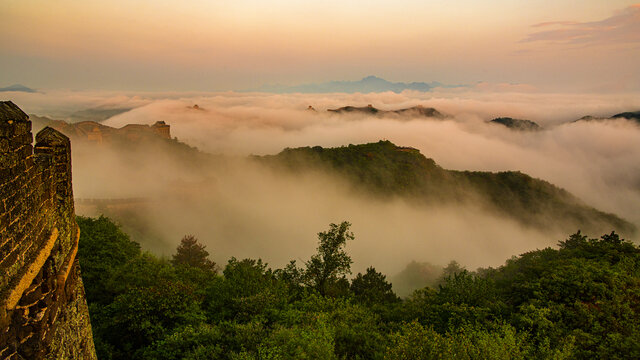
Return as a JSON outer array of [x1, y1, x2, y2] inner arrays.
[[6, 89, 640, 275]]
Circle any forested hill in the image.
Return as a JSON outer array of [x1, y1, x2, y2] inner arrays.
[[79, 217, 640, 359], [260, 140, 635, 237]]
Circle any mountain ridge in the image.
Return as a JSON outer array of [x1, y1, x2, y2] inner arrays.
[[574, 111, 640, 125], [0, 84, 36, 93], [248, 76, 462, 94], [489, 117, 542, 131], [260, 140, 635, 237], [327, 104, 446, 118]]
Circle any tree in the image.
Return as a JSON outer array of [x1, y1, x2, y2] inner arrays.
[[436, 260, 465, 286], [172, 235, 218, 272], [96, 281, 205, 359], [77, 215, 141, 304], [350, 267, 399, 304], [304, 222, 354, 296], [205, 258, 287, 322]]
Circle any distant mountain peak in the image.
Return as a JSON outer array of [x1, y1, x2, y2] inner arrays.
[[247, 76, 463, 94], [0, 84, 37, 93], [574, 111, 640, 124], [612, 111, 640, 121], [327, 105, 446, 119], [489, 117, 541, 131], [361, 75, 385, 81]]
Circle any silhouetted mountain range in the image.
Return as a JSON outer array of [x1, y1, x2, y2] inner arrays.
[[0, 84, 36, 93], [249, 76, 462, 94], [327, 104, 446, 118], [574, 111, 640, 125], [612, 111, 640, 121], [261, 141, 634, 236], [489, 117, 541, 131]]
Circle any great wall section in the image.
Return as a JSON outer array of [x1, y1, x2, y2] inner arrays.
[[0, 101, 96, 359]]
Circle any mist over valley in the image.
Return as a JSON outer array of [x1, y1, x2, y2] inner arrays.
[[3, 2, 640, 357], [10, 89, 638, 280]]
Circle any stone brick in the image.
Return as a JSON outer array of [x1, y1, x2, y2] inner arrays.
[[0, 138, 9, 152], [0, 125, 13, 138], [0, 102, 96, 359], [0, 236, 14, 260]]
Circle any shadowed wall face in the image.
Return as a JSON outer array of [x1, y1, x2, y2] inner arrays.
[[0, 101, 96, 359]]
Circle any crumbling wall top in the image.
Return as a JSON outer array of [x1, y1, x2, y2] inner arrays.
[[36, 126, 71, 148], [0, 101, 28, 123]]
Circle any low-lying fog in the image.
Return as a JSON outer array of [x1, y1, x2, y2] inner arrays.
[[9, 89, 640, 279]]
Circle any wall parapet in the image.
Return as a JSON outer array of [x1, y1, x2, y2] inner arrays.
[[0, 101, 96, 359]]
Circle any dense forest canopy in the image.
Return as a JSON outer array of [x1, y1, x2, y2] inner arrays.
[[260, 141, 635, 237], [78, 216, 640, 359]]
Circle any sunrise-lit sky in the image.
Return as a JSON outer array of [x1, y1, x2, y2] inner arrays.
[[1, 0, 639, 91]]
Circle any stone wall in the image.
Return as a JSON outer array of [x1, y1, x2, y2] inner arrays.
[[30, 115, 172, 144], [0, 101, 96, 359]]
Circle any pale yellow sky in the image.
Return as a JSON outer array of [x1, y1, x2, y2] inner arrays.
[[1, 0, 638, 91]]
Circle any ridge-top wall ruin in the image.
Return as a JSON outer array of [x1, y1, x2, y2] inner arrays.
[[0, 101, 96, 359]]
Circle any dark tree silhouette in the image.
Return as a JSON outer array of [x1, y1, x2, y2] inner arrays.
[[172, 235, 218, 272], [304, 221, 354, 296], [351, 267, 399, 304]]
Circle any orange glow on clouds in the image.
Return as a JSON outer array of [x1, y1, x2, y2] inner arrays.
[[0, 0, 638, 90]]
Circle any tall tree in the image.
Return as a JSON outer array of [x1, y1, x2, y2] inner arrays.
[[351, 267, 399, 304], [172, 235, 218, 272], [304, 221, 354, 296]]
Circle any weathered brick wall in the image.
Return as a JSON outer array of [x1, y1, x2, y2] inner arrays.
[[0, 101, 96, 359]]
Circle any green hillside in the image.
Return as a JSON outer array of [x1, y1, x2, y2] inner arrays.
[[79, 217, 640, 359], [260, 140, 635, 236]]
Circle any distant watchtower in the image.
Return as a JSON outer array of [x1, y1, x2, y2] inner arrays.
[[151, 121, 171, 139]]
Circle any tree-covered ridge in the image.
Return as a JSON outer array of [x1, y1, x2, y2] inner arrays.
[[489, 117, 542, 131], [78, 216, 640, 359], [611, 111, 640, 122], [260, 140, 635, 236]]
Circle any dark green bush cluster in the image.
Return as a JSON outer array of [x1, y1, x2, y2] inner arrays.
[[78, 216, 640, 359]]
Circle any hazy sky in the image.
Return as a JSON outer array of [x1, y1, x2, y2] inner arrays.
[[1, 0, 639, 91]]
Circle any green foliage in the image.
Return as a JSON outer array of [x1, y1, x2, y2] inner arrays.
[[274, 260, 306, 299], [262, 141, 635, 236], [264, 140, 444, 197], [492, 231, 640, 358], [437, 260, 465, 285], [142, 325, 224, 360], [391, 260, 443, 297], [205, 257, 287, 323], [94, 282, 205, 359], [78, 217, 639, 360], [77, 215, 141, 304], [172, 234, 218, 273], [386, 321, 574, 360], [258, 314, 337, 360], [351, 267, 399, 305], [304, 221, 354, 296]]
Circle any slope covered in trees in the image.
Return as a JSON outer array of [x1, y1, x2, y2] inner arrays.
[[489, 117, 542, 131], [260, 141, 635, 237], [77, 216, 640, 359]]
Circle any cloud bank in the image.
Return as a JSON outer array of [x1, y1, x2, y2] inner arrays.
[[523, 4, 640, 46], [6, 89, 640, 277]]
